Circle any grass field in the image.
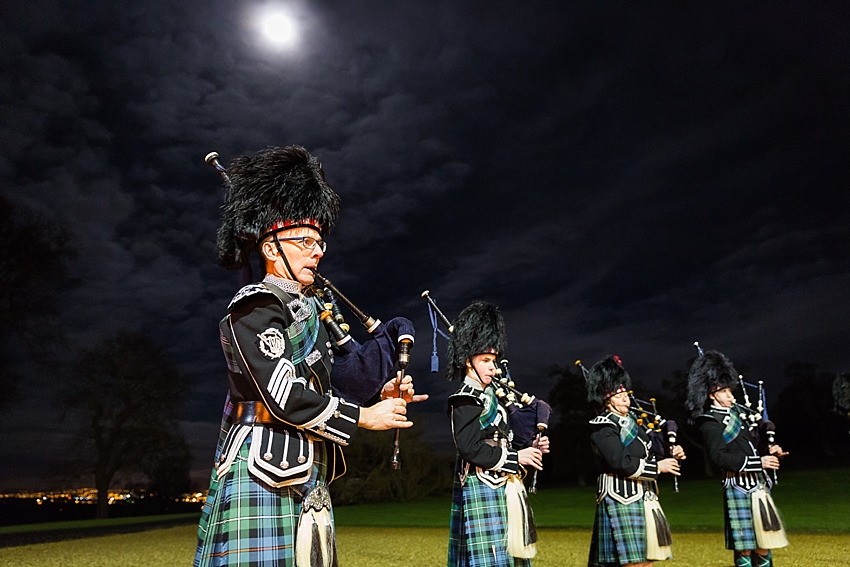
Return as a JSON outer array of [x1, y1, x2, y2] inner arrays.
[[1, 525, 849, 567], [334, 468, 850, 532], [1, 469, 848, 566], [0, 513, 200, 535]]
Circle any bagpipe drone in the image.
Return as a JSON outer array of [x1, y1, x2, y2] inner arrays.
[[576, 358, 684, 492], [205, 151, 414, 470], [423, 290, 552, 492]]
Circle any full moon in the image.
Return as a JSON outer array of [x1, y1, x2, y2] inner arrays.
[[263, 13, 295, 45]]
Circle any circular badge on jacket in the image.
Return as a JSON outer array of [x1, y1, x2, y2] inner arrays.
[[257, 327, 287, 359]]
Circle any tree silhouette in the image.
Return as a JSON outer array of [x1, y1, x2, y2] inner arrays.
[[0, 196, 75, 415], [141, 432, 193, 500], [330, 422, 453, 505], [770, 362, 850, 468], [58, 332, 191, 518], [546, 363, 596, 485]]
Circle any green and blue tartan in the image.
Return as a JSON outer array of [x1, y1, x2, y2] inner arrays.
[[285, 300, 319, 365], [588, 495, 647, 567], [723, 409, 743, 444], [447, 459, 532, 567], [724, 486, 758, 551], [194, 431, 329, 567], [618, 415, 638, 447], [479, 386, 499, 428]]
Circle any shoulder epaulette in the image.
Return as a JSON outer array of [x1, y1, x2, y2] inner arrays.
[[695, 412, 718, 424], [589, 414, 619, 428], [448, 383, 485, 407], [228, 283, 278, 310]]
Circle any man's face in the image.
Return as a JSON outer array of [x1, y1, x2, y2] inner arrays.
[[468, 353, 498, 385], [263, 226, 325, 285], [710, 387, 735, 408]]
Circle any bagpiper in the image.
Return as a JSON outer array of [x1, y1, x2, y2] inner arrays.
[[686, 349, 788, 567], [585, 355, 684, 567], [195, 146, 421, 567], [446, 301, 548, 567]]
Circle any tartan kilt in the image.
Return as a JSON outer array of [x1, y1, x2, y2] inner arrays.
[[195, 431, 329, 567], [447, 459, 532, 567], [724, 486, 758, 551], [588, 496, 647, 567]]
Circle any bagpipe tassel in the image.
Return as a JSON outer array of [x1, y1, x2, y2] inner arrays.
[[295, 486, 338, 567], [752, 486, 788, 549], [644, 496, 673, 561], [505, 474, 537, 558], [427, 299, 450, 373]]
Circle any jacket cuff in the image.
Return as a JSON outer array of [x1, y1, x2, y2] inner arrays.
[[741, 455, 762, 473], [304, 397, 360, 446], [636, 459, 658, 481], [627, 458, 656, 480], [492, 448, 520, 474]]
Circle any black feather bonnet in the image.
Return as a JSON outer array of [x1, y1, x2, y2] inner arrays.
[[445, 301, 506, 381], [686, 350, 738, 417], [586, 355, 631, 405], [216, 146, 340, 270]]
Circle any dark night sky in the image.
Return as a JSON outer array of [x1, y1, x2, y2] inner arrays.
[[1, 1, 848, 491]]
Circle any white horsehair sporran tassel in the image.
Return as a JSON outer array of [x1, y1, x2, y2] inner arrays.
[[643, 491, 673, 561], [751, 484, 788, 549], [505, 474, 537, 558], [295, 485, 337, 567]]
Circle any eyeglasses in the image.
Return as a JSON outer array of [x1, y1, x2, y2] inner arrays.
[[275, 235, 327, 254]]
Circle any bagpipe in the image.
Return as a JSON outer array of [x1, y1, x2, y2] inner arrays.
[[422, 291, 552, 492], [629, 393, 682, 493], [576, 359, 683, 492], [205, 151, 414, 470], [311, 272, 412, 471], [737, 373, 783, 484], [496, 358, 552, 493]]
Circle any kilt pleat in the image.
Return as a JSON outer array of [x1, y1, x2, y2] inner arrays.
[[195, 432, 328, 567], [588, 496, 647, 567], [724, 486, 757, 551], [447, 459, 531, 567]]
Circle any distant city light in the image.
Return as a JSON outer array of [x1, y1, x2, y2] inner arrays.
[[0, 487, 208, 505]]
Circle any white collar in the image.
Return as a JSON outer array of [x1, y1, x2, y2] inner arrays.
[[263, 274, 302, 294], [464, 375, 485, 391]]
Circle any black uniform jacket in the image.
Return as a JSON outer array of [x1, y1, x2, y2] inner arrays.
[[698, 405, 769, 493], [449, 377, 520, 487], [589, 411, 660, 504], [216, 280, 360, 488]]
